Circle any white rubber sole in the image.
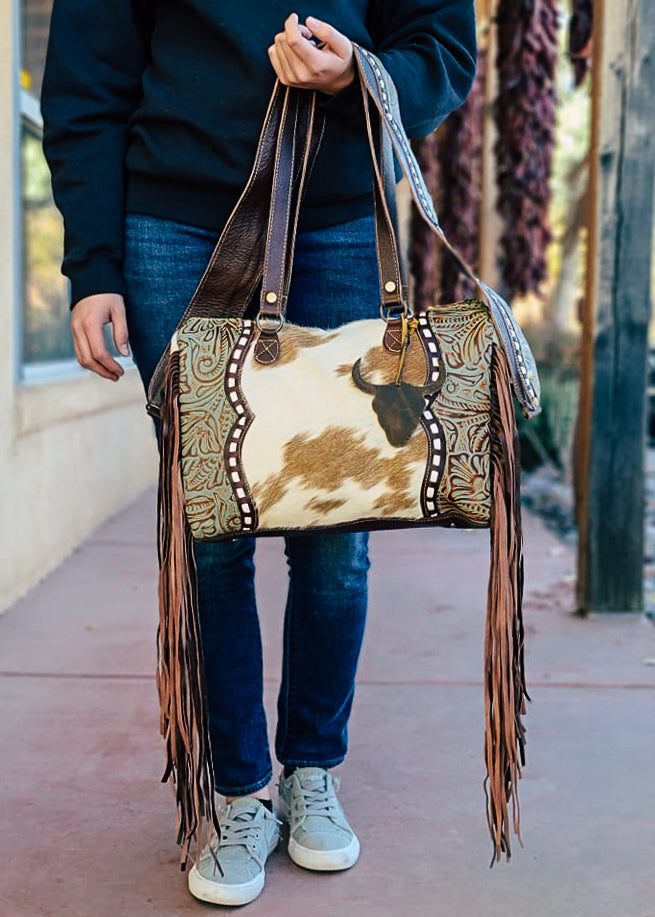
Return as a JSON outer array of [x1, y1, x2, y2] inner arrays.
[[187, 863, 265, 907], [287, 833, 360, 872]]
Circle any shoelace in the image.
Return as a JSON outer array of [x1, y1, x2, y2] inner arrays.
[[210, 804, 279, 874], [293, 776, 342, 821]]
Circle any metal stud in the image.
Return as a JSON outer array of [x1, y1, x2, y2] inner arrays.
[[384, 280, 397, 294]]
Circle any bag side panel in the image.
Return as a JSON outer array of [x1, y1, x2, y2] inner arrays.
[[177, 318, 252, 539], [429, 302, 493, 526]]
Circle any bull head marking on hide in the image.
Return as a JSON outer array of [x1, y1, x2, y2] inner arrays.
[[351, 358, 445, 447]]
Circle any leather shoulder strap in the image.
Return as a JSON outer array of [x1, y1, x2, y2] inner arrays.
[[259, 91, 323, 318]]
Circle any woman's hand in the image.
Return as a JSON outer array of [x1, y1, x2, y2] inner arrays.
[[269, 13, 354, 95], [70, 293, 130, 381]]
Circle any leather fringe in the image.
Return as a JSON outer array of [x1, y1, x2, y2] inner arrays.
[[484, 343, 529, 864], [157, 349, 219, 869]]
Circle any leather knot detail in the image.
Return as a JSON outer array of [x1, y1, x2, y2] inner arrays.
[[254, 332, 281, 365], [383, 318, 404, 354]]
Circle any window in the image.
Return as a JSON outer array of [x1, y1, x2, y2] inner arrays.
[[20, 0, 75, 372]]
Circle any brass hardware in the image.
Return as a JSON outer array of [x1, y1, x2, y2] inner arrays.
[[394, 313, 419, 385], [265, 291, 278, 304], [384, 280, 397, 294], [256, 312, 285, 333], [380, 302, 408, 321]]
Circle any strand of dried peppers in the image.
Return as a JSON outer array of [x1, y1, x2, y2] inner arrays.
[[569, 0, 593, 87], [494, 0, 559, 298], [438, 46, 486, 303], [409, 49, 486, 308]]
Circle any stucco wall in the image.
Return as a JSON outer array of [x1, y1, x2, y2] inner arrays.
[[0, 3, 157, 613]]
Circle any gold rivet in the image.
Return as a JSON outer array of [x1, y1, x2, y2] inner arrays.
[[384, 280, 397, 294], [265, 291, 278, 304]]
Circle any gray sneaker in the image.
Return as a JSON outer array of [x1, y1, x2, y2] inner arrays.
[[187, 797, 280, 906], [277, 767, 360, 871]]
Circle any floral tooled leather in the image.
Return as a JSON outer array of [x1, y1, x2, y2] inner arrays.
[[176, 318, 252, 538], [427, 302, 493, 525]]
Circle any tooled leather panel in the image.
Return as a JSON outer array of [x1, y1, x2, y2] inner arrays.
[[176, 318, 257, 539], [426, 302, 493, 526]]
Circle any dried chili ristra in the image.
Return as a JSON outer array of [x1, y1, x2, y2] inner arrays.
[[569, 0, 594, 87], [494, 0, 559, 298]]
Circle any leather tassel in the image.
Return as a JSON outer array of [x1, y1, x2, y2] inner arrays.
[[157, 348, 219, 869], [484, 343, 529, 864]]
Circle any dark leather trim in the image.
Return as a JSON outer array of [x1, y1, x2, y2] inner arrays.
[[253, 331, 281, 365], [222, 319, 259, 532], [188, 513, 488, 543], [259, 92, 300, 320], [416, 315, 447, 517], [383, 317, 404, 354]]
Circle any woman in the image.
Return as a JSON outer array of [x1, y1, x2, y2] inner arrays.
[[42, 0, 476, 906]]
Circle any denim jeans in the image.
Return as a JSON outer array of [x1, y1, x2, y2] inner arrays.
[[123, 213, 379, 795]]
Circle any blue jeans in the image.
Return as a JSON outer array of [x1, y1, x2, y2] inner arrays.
[[123, 213, 379, 795]]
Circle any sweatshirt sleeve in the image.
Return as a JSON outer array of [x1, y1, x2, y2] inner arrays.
[[372, 0, 477, 137], [41, 0, 150, 306], [325, 0, 476, 138]]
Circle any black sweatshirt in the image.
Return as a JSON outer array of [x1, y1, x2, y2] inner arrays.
[[41, 0, 476, 306]]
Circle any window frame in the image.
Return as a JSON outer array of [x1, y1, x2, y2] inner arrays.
[[18, 78, 85, 383], [11, 1, 21, 388], [16, 4, 133, 385]]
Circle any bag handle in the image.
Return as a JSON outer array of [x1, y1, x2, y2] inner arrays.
[[257, 86, 319, 325], [146, 85, 324, 414], [257, 82, 408, 322]]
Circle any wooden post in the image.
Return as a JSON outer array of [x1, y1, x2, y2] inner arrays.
[[576, 0, 655, 612]]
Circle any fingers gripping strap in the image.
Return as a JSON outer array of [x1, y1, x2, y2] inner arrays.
[[353, 45, 541, 418]]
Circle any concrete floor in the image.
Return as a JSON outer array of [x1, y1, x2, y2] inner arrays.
[[1, 489, 654, 917]]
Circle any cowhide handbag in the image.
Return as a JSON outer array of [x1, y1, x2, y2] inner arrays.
[[148, 46, 541, 867]]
